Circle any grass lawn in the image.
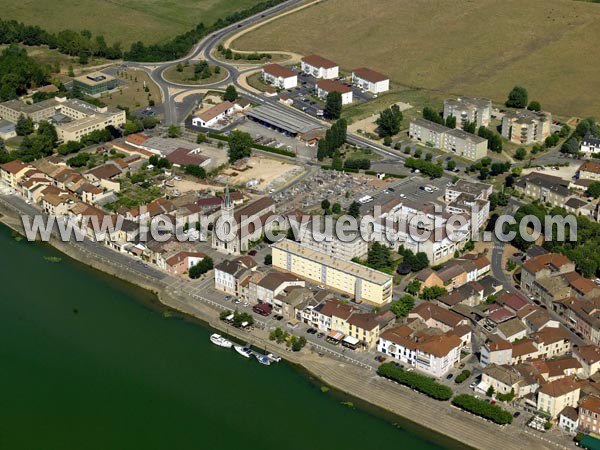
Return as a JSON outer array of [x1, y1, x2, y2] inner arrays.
[[235, 0, 600, 119], [246, 72, 273, 92], [0, 0, 266, 46], [105, 178, 162, 211], [163, 64, 228, 86], [343, 147, 383, 161], [100, 68, 162, 111]]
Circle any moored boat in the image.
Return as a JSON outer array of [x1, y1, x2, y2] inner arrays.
[[266, 353, 281, 363], [210, 333, 233, 348], [234, 345, 252, 358], [256, 355, 271, 366]]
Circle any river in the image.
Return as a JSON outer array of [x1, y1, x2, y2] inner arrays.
[[0, 224, 468, 450]]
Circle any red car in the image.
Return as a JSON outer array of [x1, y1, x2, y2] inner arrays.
[[248, 250, 257, 256]]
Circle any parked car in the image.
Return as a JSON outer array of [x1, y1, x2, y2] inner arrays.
[[248, 250, 257, 256], [375, 355, 387, 363], [446, 373, 453, 380], [513, 412, 521, 418], [307, 328, 317, 334], [316, 332, 325, 339]]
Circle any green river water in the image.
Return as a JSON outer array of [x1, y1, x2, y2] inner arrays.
[[0, 224, 468, 450]]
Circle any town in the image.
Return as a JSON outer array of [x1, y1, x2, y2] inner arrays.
[[1, 1, 600, 449]]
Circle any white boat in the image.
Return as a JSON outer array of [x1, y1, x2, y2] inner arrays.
[[234, 345, 252, 358], [267, 353, 281, 363], [210, 333, 233, 348], [256, 354, 271, 366]]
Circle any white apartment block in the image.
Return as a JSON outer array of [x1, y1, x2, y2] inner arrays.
[[261, 64, 298, 90], [409, 118, 488, 161], [581, 134, 600, 154], [351, 68, 389, 94], [300, 55, 339, 79], [443, 97, 491, 129], [315, 80, 353, 105]]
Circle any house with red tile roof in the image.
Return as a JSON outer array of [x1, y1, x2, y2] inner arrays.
[[165, 251, 207, 276], [300, 55, 338, 79], [351, 67, 389, 94], [262, 64, 297, 89], [0, 160, 31, 188]]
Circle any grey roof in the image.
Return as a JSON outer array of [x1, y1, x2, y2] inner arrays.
[[246, 105, 324, 135], [0, 98, 59, 114], [518, 172, 571, 197], [142, 137, 197, 155], [410, 118, 449, 134], [583, 134, 600, 146], [0, 119, 15, 133], [444, 97, 491, 110], [446, 127, 487, 144], [565, 197, 588, 209]]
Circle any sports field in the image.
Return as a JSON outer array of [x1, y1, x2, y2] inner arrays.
[[0, 0, 264, 46], [234, 0, 600, 118]]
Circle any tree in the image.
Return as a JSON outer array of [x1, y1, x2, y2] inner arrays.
[[390, 295, 415, 318], [264, 254, 272, 265], [463, 120, 476, 133], [325, 91, 342, 120], [560, 137, 579, 154], [528, 100, 541, 111], [514, 147, 527, 161], [167, 125, 181, 138], [486, 386, 495, 397], [587, 182, 600, 198], [184, 164, 207, 179], [559, 124, 571, 138], [331, 150, 342, 170], [406, 279, 421, 296], [228, 130, 253, 163], [223, 84, 238, 102], [422, 106, 444, 124], [575, 117, 598, 139], [445, 115, 456, 128], [321, 199, 331, 211], [348, 201, 360, 219], [317, 139, 328, 161], [506, 86, 528, 108], [331, 202, 342, 214], [446, 160, 456, 171], [420, 286, 447, 300], [37, 120, 58, 147], [376, 104, 403, 137], [367, 242, 393, 271], [188, 256, 214, 279], [15, 114, 34, 136]]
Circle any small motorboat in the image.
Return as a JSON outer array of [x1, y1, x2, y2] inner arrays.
[[210, 333, 233, 348], [256, 355, 271, 366], [266, 353, 281, 363], [234, 345, 252, 358]]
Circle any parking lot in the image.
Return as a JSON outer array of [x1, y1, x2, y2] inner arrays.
[[278, 70, 375, 118], [236, 120, 316, 159]]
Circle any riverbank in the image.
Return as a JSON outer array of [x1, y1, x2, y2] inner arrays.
[[0, 200, 562, 450]]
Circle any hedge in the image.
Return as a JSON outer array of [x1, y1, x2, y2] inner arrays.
[[377, 363, 453, 401], [454, 370, 471, 384], [206, 132, 295, 157], [451, 394, 513, 425]]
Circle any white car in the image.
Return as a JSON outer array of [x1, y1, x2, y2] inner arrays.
[[25, 199, 32, 205]]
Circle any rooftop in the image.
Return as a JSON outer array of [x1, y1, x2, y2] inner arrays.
[[352, 67, 388, 83], [263, 63, 297, 79], [301, 54, 338, 69], [272, 239, 392, 285], [316, 79, 352, 94]]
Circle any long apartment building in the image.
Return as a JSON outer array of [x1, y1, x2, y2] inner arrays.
[[443, 97, 492, 129], [0, 96, 125, 143], [271, 239, 393, 306], [501, 109, 552, 145], [409, 118, 488, 161]]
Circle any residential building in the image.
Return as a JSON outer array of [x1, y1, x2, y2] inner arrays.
[[496, 317, 528, 342], [271, 239, 393, 305], [165, 147, 210, 168], [297, 222, 367, 260], [532, 327, 572, 359], [191, 101, 235, 128], [443, 97, 492, 128], [72, 72, 117, 97], [437, 281, 484, 308], [351, 68, 389, 94], [345, 313, 380, 349], [501, 110, 552, 144], [558, 406, 579, 434], [558, 297, 600, 345], [0, 160, 30, 189], [574, 345, 600, 378], [0, 119, 16, 140], [300, 55, 339, 79], [377, 324, 463, 377], [262, 64, 297, 89], [409, 118, 488, 161], [315, 80, 353, 105], [537, 377, 581, 418], [408, 302, 469, 332], [252, 272, 305, 305], [213, 256, 258, 296], [482, 364, 523, 397], [165, 251, 206, 276], [578, 395, 600, 434], [580, 134, 600, 155], [515, 172, 571, 207], [578, 161, 600, 181], [480, 338, 513, 367], [521, 253, 577, 306]]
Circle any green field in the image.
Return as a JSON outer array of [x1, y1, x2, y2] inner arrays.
[[235, 0, 600, 119], [0, 0, 265, 46]]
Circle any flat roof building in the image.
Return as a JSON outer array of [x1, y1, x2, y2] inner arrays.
[[501, 109, 552, 145], [271, 239, 393, 306], [73, 71, 117, 97], [409, 118, 487, 160], [443, 97, 492, 129], [246, 104, 325, 140]]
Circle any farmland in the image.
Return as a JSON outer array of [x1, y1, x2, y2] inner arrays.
[[234, 0, 600, 118], [0, 0, 265, 46]]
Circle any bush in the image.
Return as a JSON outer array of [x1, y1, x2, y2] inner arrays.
[[188, 257, 214, 279], [451, 394, 513, 425], [454, 370, 471, 384], [377, 363, 453, 401], [404, 157, 443, 178]]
